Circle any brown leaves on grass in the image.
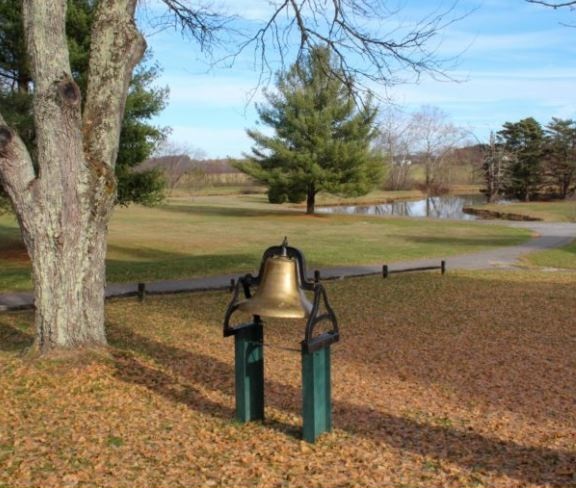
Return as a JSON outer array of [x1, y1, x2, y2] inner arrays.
[[0, 271, 575, 487]]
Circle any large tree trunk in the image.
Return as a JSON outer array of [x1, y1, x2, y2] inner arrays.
[[30, 208, 111, 349], [0, 0, 144, 354]]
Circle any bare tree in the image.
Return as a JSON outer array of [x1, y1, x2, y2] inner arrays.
[[0, 0, 464, 354], [376, 108, 415, 190], [154, 139, 207, 161], [405, 106, 467, 194], [149, 140, 207, 189], [482, 132, 508, 202], [140, 154, 193, 190]]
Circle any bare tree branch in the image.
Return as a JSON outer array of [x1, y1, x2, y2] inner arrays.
[[526, 0, 576, 7], [141, 0, 231, 53], [526, 0, 576, 27], [217, 0, 469, 99], [141, 1, 469, 107]]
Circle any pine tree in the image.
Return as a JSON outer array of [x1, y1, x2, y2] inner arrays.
[[497, 117, 544, 201], [543, 118, 576, 199], [239, 46, 383, 215]]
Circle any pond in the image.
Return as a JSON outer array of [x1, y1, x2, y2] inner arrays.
[[317, 194, 487, 220]]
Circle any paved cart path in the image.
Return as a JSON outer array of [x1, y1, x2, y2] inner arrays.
[[1, 221, 575, 311]]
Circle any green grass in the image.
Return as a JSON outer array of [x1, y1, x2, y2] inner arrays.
[[524, 240, 576, 269], [0, 193, 531, 291], [471, 200, 576, 222]]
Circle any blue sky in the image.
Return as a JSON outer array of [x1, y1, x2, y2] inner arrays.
[[140, 0, 576, 158]]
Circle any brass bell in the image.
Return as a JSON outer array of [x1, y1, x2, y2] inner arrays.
[[236, 254, 313, 319]]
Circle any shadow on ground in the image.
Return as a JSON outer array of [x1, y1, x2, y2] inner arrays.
[[0, 321, 33, 352], [105, 249, 257, 282], [107, 322, 576, 488], [395, 233, 529, 249]]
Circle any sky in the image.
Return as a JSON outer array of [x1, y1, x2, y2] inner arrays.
[[139, 0, 576, 159]]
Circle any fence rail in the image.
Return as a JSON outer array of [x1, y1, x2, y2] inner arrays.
[[382, 260, 446, 278]]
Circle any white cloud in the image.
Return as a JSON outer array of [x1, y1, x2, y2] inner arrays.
[[440, 28, 571, 56], [384, 68, 576, 106]]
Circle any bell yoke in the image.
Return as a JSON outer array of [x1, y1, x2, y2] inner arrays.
[[223, 238, 339, 442]]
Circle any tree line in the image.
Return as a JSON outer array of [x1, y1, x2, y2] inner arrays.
[[482, 117, 576, 202], [236, 45, 576, 214]]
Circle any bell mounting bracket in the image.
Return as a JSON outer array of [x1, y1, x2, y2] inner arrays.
[[223, 240, 339, 352]]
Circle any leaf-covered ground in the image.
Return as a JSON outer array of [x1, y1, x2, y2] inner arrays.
[[0, 271, 575, 488]]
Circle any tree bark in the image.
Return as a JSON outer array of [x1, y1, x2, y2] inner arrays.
[[0, 0, 145, 353], [306, 185, 316, 215], [31, 220, 109, 348]]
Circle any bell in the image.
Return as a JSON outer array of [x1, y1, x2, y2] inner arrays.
[[237, 254, 313, 319]]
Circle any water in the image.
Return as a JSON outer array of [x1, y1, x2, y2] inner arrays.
[[317, 194, 487, 220]]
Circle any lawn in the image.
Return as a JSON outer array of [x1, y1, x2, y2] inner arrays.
[[0, 193, 531, 291], [524, 241, 576, 270], [0, 271, 574, 487], [462, 199, 576, 269]]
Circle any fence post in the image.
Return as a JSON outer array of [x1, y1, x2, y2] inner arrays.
[[441, 260, 446, 275], [137, 283, 146, 302], [382, 265, 389, 279]]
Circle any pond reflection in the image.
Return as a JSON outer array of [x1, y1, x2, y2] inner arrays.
[[318, 194, 486, 220]]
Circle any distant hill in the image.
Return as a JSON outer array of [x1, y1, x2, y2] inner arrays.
[[200, 159, 242, 174], [137, 156, 250, 190]]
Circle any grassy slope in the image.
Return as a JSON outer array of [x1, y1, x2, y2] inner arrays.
[[0, 193, 530, 291], [524, 241, 576, 269], [464, 200, 576, 269], [472, 200, 576, 222], [0, 271, 574, 487]]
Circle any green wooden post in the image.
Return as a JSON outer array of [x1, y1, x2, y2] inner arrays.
[[301, 346, 331, 443], [234, 322, 264, 422]]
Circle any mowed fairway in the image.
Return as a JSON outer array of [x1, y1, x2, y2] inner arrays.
[[0, 193, 531, 291], [472, 200, 576, 223], [0, 271, 574, 487]]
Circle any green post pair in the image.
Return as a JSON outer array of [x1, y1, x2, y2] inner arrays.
[[233, 321, 332, 443]]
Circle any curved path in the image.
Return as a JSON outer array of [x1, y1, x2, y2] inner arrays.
[[1, 221, 575, 311]]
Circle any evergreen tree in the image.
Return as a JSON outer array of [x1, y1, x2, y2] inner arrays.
[[239, 46, 383, 215], [115, 60, 168, 206], [0, 0, 167, 211], [497, 117, 544, 201], [543, 118, 576, 199]]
